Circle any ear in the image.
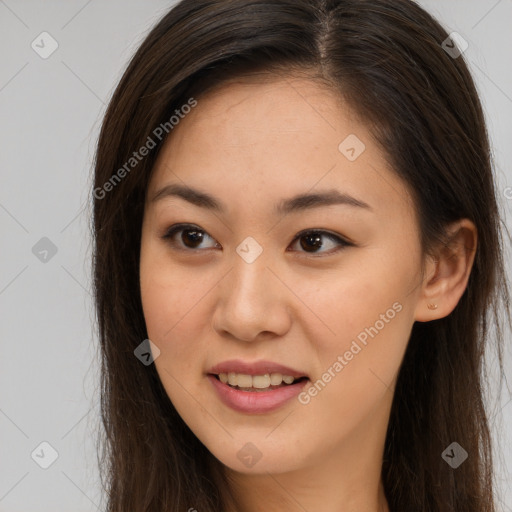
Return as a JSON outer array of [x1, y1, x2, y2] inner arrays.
[[414, 219, 477, 322]]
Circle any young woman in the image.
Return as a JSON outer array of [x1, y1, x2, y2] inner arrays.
[[92, 1, 511, 510]]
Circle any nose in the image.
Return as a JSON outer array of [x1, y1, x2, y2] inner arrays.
[[210, 252, 292, 343]]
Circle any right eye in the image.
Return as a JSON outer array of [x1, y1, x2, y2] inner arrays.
[[161, 223, 220, 251]]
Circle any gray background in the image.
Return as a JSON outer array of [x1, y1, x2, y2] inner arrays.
[[1, 1, 511, 510]]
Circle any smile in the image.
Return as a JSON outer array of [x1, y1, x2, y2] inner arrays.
[[207, 373, 310, 414], [216, 372, 305, 390]]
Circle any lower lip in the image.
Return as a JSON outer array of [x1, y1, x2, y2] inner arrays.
[[207, 374, 309, 414]]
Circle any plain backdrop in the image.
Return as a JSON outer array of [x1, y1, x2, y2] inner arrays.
[[1, 1, 511, 510]]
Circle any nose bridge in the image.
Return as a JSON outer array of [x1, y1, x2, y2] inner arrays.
[[229, 234, 271, 298], [226, 245, 273, 314], [211, 241, 291, 341]]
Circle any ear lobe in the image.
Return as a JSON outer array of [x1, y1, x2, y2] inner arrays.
[[414, 219, 477, 322]]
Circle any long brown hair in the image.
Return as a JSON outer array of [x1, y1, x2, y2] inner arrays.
[[91, 1, 511, 510]]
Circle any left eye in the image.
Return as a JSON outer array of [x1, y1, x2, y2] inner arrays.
[[161, 224, 352, 255], [289, 229, 352, 255]]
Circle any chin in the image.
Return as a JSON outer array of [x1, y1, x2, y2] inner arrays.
[[203, 436, 308, 476]]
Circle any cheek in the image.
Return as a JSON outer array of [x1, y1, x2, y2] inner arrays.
[[139, 245, 218, 382], [295, 243, 418, 399], [140, 260, 209, 418], [140, 236, 200, 337], [297, 260, 411, 349]]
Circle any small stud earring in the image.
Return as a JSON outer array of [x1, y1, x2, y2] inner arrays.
[[427, 303, 438, 310]]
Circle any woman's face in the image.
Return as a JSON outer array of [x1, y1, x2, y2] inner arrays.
[[140, 75, 426, 477]]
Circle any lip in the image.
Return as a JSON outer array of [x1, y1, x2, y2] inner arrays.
[[208, 359, 308, 379], [207, 374, 309, 414]]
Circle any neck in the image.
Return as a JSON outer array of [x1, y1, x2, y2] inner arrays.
[[211, 406, 391, 512], [221, 471, 390, 512]]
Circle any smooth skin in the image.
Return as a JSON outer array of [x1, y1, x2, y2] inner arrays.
[[139, 73, 477, 512]]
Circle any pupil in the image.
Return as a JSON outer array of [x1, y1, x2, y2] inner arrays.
[[180, 230, 324, 251], [300, 233, 322, 252], [182, 229, 203, 248]]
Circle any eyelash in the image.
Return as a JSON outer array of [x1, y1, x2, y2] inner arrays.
[[160, 223, 353, 257]]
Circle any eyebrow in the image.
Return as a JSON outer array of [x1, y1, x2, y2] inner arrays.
[[151, 183, 372, 215]]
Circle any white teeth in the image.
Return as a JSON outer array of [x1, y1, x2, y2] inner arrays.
[[218, 372, 298, 388], [270, 373, 282, 385], [236, 374, 253, 388], [252, 374, 271, 388]]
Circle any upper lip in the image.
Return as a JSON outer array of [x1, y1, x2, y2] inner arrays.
[[208, 359, 309, 379]]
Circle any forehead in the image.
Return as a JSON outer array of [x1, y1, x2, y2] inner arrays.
[[148, 75, 415, 222], [174, 74, 349, 143]]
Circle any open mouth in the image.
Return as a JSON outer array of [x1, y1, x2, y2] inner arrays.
[[210, 373, 309, 392]]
